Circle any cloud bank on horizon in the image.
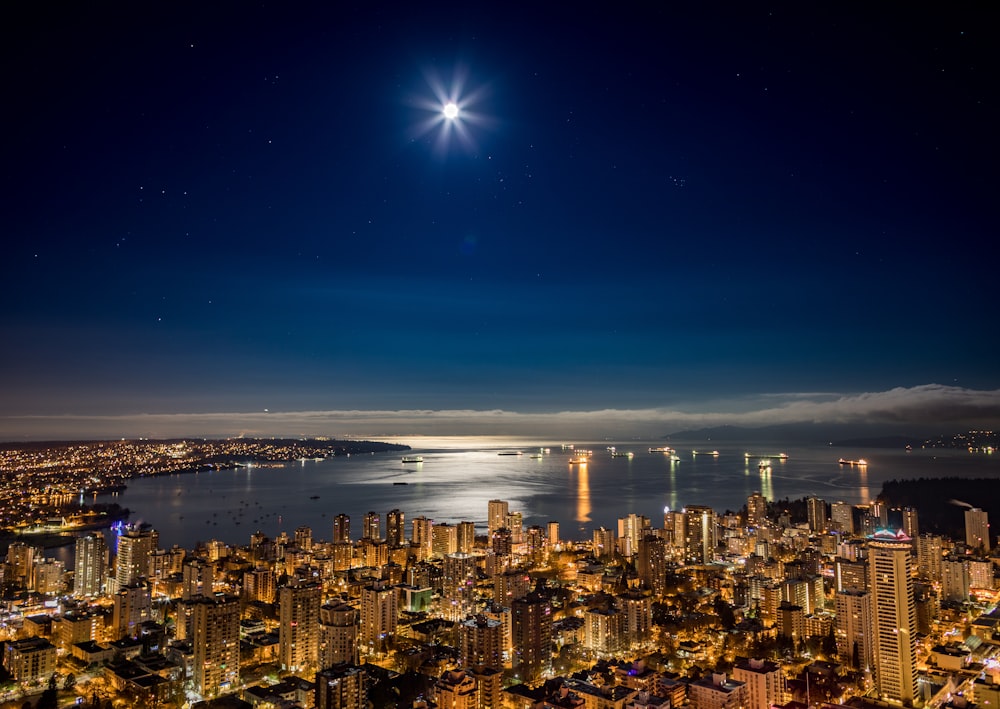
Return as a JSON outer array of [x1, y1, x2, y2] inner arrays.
[[2, 384, 998, 442]]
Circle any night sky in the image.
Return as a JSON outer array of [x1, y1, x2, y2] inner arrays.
[[3, 4, 998, 439]]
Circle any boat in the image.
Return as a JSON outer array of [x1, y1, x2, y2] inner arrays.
[[692, 450, 720, 456], [758, 460, 771, 472], [838, 458, 868, 466], [309, 495, 320, 499], [498, 451, 523, 456], [393, 481, 409, 485], [530, 454, 543, 459], [611, 451, 634, 459], [401, 456, 423, 464], [568, 456, 589, 464], [744, 452, 788, 460], [648, 447, 674, 453]]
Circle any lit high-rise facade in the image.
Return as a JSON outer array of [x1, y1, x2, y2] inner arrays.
[[965, 507, 991, 553], [192, 594, 240, 700], [320, 601, 359, 667], [279, 581, 321, 674], [386, 509, 406, 547], [73, 533, 107, 597], [332, 514, 351, 544], [684, 505, 716, 564], [487, 500, 509, 536], [868, 531, 917, 705]]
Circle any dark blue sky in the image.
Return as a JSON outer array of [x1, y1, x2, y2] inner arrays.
[[2, 3, 998, 438]]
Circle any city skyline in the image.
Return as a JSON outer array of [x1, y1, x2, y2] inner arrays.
[[3, 4, 998, 440]]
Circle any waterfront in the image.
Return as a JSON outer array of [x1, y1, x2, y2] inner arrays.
[[107, 437, 1000, 551]]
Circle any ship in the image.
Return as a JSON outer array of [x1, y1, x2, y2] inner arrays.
[[744, 452, 788, 460], [838, 458, 868, 466], [758, 460, 771, 472], [611, 451, 634, 459], [498, 451, 523, 456], [568, 456, 590, 464], [692, 450, 720, 456], [529, 454, 543, 459], [393, 481, 409, 485], [401, 456, 423, 464], [648, 446, 675, 453]]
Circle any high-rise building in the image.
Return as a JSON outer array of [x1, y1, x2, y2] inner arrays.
[[584, 605, 624, 655], [965, 507, 991, 553], [524, 526, 545, 566], [191, 594, 240, 700], [747, 493, 768, 528], [279, 581, 322, 674], [294, 525, 313, 551], [332, 514, 351, 544], [320, 601, 359, 667], [868, 530, 917, 705], [831, 502, 854, 535], [112, 583, 151, 640], [432, 523, 459, 558], [617, 514, 651, 558], [442, 552, 478, 621], [73, 533, 107, 597], [637, 535, 668, 596], [835, 590, 873, 670], [182, 559, 215, 600], [386, 509, 406, 547], [363, 512, 380, 541], [619, 588, 653, 646], [684, 505, 716, 564], [806, 497, 828, 533], [243, 567, 277, 604], [732, 657, 786, 709], [114, 525, 157, 589], [546, 521, 560, 551], [457, 521, 476, 554], [487, 500, 509, 537], [411, 516, 434, 561], [916, 534, 943, 581], [941, 558, 970, 602], [459, 615, 503, 670], [360, 580, 398, 655], [511, 590, 552, 683], [592, 527, 617, 559], [493, 567, 532, 606], [316, 663, 366, 709]]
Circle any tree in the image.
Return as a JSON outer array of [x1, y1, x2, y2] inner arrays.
[[64, 672, 77, 691]]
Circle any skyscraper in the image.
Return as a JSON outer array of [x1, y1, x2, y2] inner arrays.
[[316, 663, 366, 709], [332, 514, 351, 544], [511, 590, 552, 683], [320, 601, 359, 667], [114, 525, 157, 589], [279, 581, 322, 674], [965, 507, 991, 553], [73, 533, 107, 597], [487, 500, 509, 536], [442, 552, 477, 621], [411, 516, 433, 561], [684, 505, 716, 564], [806, 497, 828, 533], [459, 615, 503, 670], [191, 594, 240, 700], [360, 580, 398, 655], [746, 493, 768, 528], [868, 530, 917, 705], [363, 512, 380, 541], [386, 509, 406, 547]]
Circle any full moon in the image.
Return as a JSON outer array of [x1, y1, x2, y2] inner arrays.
[[442, 102, 459, 120]]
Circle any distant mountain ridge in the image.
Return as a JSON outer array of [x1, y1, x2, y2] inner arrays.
[[663, 422, 935, 446]]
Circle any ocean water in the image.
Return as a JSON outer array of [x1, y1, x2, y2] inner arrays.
[[99, 436, 999, 552]]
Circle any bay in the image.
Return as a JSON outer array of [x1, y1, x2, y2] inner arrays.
[[109, 436, 1000, 552]]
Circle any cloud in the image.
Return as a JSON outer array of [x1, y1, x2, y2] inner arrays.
[[2, 384, 998, 441]]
